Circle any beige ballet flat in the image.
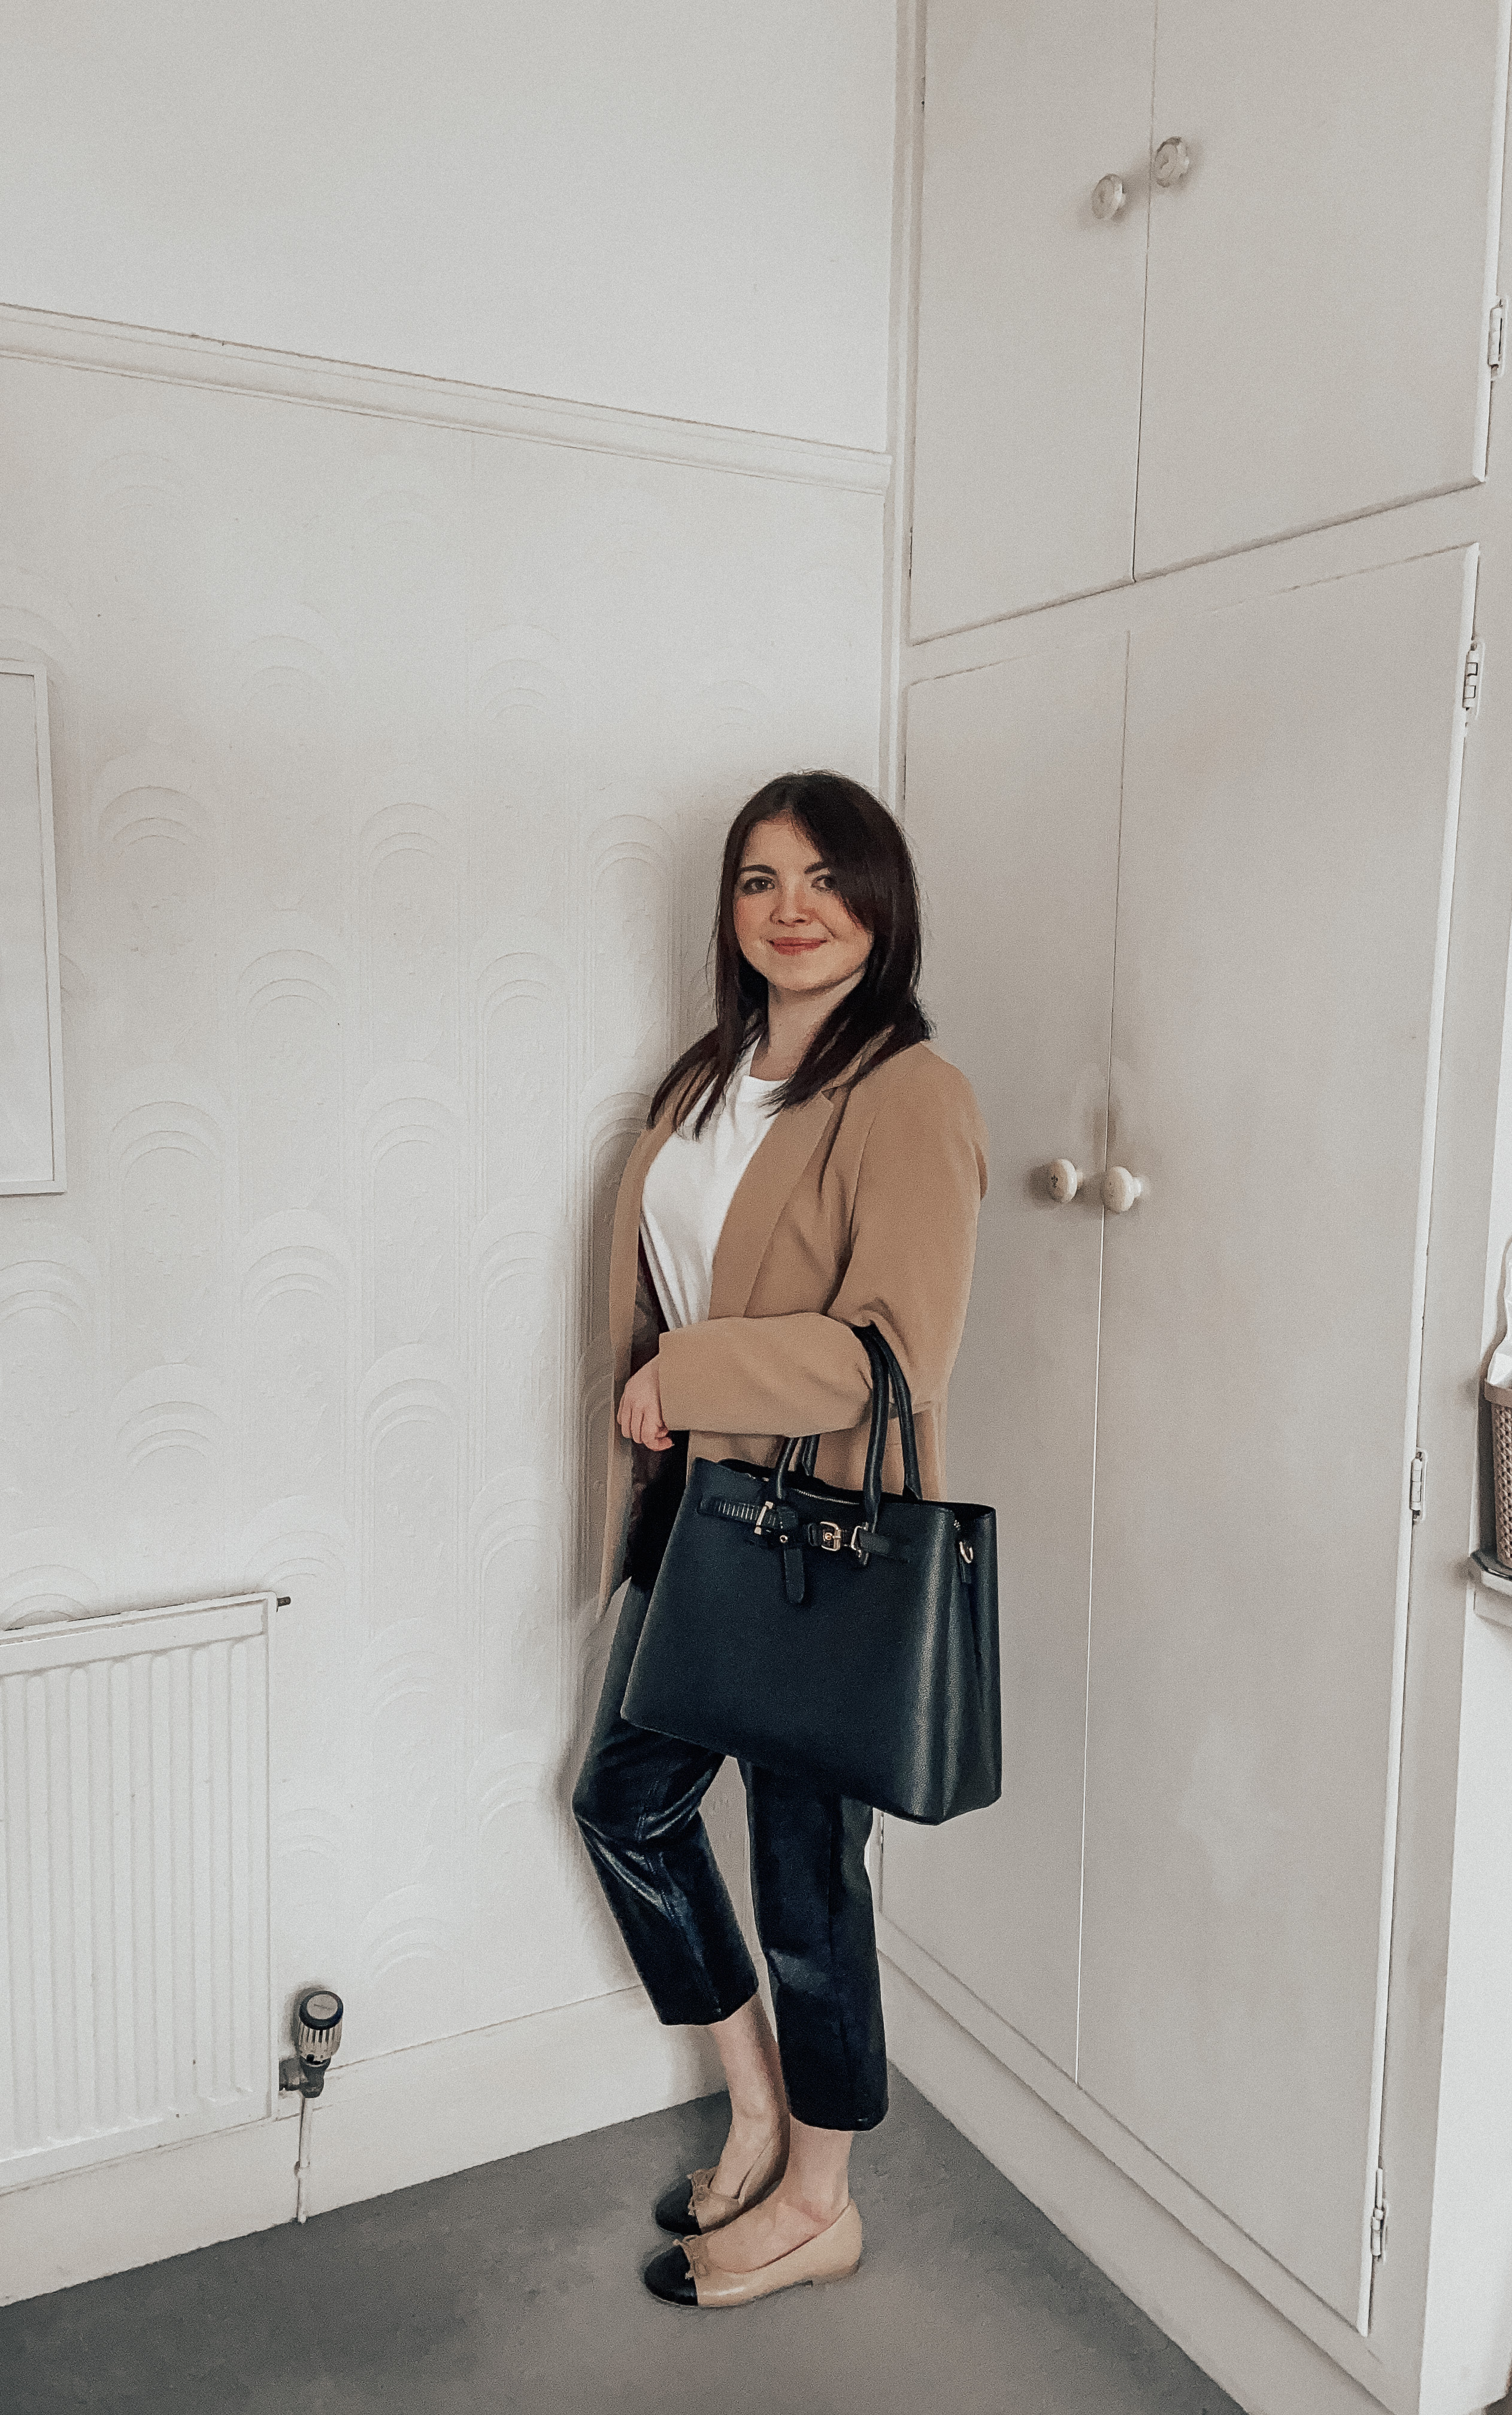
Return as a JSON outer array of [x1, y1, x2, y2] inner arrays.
[[643, 2200, 863, 2307], [652, 2126, 787, 2234]]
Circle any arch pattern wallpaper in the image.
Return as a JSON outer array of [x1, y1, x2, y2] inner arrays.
[[0, 351, 883, 2064]]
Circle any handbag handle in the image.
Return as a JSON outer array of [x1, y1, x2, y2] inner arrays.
[[860, 1324, 923, 1502], [771, 1324, 922, 1529]]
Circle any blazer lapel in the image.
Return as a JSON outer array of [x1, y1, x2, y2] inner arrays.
[[707, 1091, 837, 1321], [607, 1116, 674, 1385]]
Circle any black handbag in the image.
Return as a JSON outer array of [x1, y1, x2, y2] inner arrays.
[[621, 1324, 1001, 1824]]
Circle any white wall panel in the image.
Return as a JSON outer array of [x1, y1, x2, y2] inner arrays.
[[0, 1, 896, 451], [0, 343, 882, 2083]]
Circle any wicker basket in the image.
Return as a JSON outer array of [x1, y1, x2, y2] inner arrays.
[[1487, 1378, 1512, 1570]]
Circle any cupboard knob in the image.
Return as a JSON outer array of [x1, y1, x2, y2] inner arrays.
[[1091, 174, 1126, 222], [1153, 136, 1192, 189], [1046, 1159, 1082, 1203], [1102, 1166, 1144, 1214]]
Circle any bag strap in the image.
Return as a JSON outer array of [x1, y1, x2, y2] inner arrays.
[[750, 1327, 923, 1602], [771, 1323, 921, 1523], [857, 1324, 923, 1502]]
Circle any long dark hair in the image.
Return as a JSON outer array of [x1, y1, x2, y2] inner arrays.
[[649, 770, 932, 1134]]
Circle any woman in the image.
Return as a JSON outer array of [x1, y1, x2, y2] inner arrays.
[[572, 770, 987, 2310]]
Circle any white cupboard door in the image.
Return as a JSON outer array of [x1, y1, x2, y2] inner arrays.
[[1135, 1, 1510, 576], [1078, 549, 1476, 2326], [881, 635, 1126, 2075], [908, 0, 1156, 641]]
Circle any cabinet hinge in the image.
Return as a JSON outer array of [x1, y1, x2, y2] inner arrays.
[[1409, 1451, 1426, 1522], [1371, 2166, 1388, 2261], [1490, 298, 1506, 374], [907, 525, 914, 579], [1463, 638, 1484, 718]]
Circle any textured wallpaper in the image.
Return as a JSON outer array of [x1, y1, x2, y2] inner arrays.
[[0, 353, 883, 2059]]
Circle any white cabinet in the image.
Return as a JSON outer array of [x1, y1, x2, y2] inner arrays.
[[896, 12, 1512, 2408], [1135, 1, 1510, 576], [1080, 548, 1474, 2328], [909, 0, 1509, 637], [908, 0, 1154, 638], [886, 545, 1477, 2332]]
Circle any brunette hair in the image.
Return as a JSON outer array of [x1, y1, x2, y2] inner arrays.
[[649, 770, 931, 1134]]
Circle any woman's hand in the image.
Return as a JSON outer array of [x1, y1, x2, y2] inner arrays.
[[618, 1356, 672, 1452]]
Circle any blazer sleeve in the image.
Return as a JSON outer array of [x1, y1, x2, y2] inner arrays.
[[656, 1055, 988, 1438]]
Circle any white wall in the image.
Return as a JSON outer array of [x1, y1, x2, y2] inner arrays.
[[0, 0, 897, 450], [0, 0, 896, 2292], [0, 339, 884, 2280]]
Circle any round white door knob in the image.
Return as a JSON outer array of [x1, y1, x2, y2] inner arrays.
[[1102, 1166, 1144, 1213], [1091, 174, 1126, 222], [1153, 135, 1192, 189], [1046, 1158, 1082, 1203]]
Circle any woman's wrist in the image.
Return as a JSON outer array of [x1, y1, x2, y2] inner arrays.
[[618, 1352, 672, 1451]]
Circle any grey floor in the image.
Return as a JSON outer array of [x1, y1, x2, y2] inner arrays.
[[1, 2070, 1241, 2415]]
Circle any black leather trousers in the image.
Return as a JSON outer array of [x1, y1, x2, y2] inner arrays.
[[572, 1576, 889, 2132]]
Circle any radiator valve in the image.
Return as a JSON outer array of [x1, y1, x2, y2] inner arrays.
[[280, 1987, 344, 2099]]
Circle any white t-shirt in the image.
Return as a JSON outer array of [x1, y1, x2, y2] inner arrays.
[[639, 1051, 783, 1330]]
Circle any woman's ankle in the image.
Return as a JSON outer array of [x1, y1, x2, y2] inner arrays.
[[725, 2096, 787, 2145], [708, 1996, 787, 2140], [777, 2114, 853, 2224], [775, 2178, 849, 2226]]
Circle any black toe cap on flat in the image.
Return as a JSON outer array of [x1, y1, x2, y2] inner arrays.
[[643, 2244, 698, 2305], [653, 2179, 697, 2234]]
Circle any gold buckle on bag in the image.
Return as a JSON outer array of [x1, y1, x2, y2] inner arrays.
[[816, 1521, 844, 1552]]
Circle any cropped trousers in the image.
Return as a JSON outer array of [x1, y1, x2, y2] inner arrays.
[[571, 1573, 889, 2132]]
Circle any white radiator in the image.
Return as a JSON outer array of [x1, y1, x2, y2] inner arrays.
[[0, 1594, 273, 2186]]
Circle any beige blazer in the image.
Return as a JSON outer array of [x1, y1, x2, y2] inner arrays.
[[598, 1040, 989, 1607]]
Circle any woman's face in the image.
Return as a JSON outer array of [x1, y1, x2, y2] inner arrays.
[[732, 814, 872, 1000]]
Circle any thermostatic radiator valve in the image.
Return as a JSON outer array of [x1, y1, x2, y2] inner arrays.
[[280, 1987, 344, 2099]]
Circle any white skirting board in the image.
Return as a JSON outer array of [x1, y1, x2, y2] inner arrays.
[[0, 1985, 723, 2307], [880, 1959, 1400, 2415]]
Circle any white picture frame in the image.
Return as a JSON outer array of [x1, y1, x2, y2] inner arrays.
[[0, 659, 66, 1193]]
